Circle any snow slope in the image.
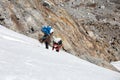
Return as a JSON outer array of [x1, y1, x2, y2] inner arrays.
[[112, 61, 120, 71], [0, 25, 120, 80]]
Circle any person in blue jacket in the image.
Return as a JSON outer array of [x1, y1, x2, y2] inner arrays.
[[40, 26, 54, 49]]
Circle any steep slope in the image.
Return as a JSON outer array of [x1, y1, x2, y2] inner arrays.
[[0, 25, 120, 80], [0, 0, 120, 71], [62, 0, 120, 70]]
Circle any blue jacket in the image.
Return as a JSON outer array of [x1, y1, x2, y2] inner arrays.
[[41, 26, 52, 35]]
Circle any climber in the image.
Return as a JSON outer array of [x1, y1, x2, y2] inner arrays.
[[40, 25, 54, 49], [52, 36, 62, 52]]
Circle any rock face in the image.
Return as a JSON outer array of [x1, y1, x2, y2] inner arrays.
[[0, 0, 120, 71]]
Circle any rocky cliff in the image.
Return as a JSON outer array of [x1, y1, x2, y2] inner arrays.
[[0, 0, 120, 71]]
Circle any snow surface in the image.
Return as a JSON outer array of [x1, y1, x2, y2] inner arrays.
[[0, 25, 120, 80], [111, 61, 120, 71]]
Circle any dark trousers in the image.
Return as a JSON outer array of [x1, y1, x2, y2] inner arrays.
[[45, 41, 49, 49]]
